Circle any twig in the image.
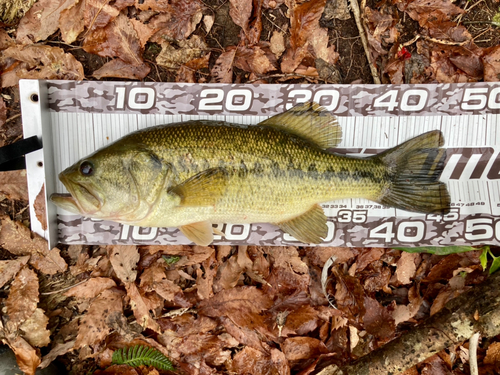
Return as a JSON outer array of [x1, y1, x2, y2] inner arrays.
[[469, 332, 480, 375], [40, 279, 89, 295], [246, 73, 320, 83], [400, 34, 468, 48], [5, 113, 21, 123], [348, 0, 380, 83]]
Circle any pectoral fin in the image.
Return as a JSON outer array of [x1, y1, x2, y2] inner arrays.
[[276, 204, 328, 244], [169, 168, 229, 207], [180, 221, 214, 246]]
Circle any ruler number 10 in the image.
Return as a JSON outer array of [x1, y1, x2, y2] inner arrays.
[[115, 87, 156, 110]]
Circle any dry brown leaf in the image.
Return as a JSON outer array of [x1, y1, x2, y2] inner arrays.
[[140, 263, 184, 302], [281, 336, 329, 361], [64, 277, 116, 299], [156, 36, 207, 69], [30, 247, 68, 275], [229, 0, 252, 40], [214, 255, 243, 292], [93, 59, 150, 80], [211, 48, 237, 83], [34, 184, 47, 230], [483, 46, 500, 82], [16, 0, 75, 44], [395, 252, 419, 285], [108, 245, 140, 283], [19, 308, 50, 347], [308, 247, 355, 268], [392, 285, 424, 325], [0, 96, 5, 127], [1, 45, 84, 87], [84, 13, 143, 66], [0, 215, 46, 255], [402, 0, 464, 27], [0, 167, 29, 201], [0, 256, 29, 289], [84, 0, 134, 31], [75, 288, 124, 349], [40, 340, 75, 369], [59, 0, 85, 43], [6, 267, 39, 332], [484, 342, 500, 365], [270, 30, 286, 58], [280, 305, 320, 337], [333, 266, 365, 321], [125, 282, 161, 333], [146, 0, 203, 41], [175, 245, 214, 267], [234, 45, 277, 75], [176, 53, 210, 83], [7, 336, 40, 375], [363, 296, 395, 339], [231, 346, 290, 374], [196, 251, 217, 300], [129, 18, 156, 48], [221, 316, 271, 353]]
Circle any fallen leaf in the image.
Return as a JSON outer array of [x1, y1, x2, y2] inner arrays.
[[420, 354, 451, 375], [84, 0, 134, 31], [93, 59, 150, 80], [363, 296, 395, 339], [6, 267, 39, 332], [129, 18, 157, 48], [484, 341, 500, 365], [59, 0, 85, 43], [395, 252, 419, 285], [1, 45, 84, 87], [0, 96, 6, 128], [40, 340, 75, 369], [16, 0, 75, 44], [234, 45, 277, 75], [125, 282, 161, 332], [19, 308, 50, 347], [401, 0, 463, 27], [83, 12, 143, 66], [75, 288, 124, 349], [211, 48, 237, 83], [140, 263, 185, 302], [7, 336, 40, 375], [392, 285, 424, 325], [213, 254, 243, 292], [176, 53, 210, 83], [229, 0, 252, 39], [29, 247, 68, 275], [270, 30, 286, 58], [0, 256, 29, 289], [203, 14, 214, 33], [64, 277, 116, 299], [231, 346, 290, 374], [281, 336, 329, 361], [280, 305, 320, 336], [156, 35, 207, 69], [34, 184, 47, 230], [333, 266, 365, 321], [483, 45, 500, 82], [108, 245, 140, 283], [175, 245, 215, 267], [308, 246, 355, 268], [196, 251, 217, 300]]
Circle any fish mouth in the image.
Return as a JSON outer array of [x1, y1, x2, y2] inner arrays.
[[51, 174, 102, 214]]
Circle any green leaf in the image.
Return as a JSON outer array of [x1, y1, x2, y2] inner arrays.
[[480, 247, 489, 271], [162, 255, 181, 265], [112, 345, 175, 371], [394, 245, 478, 255], [489, 255, 500, 275], [493, 10, 500, 27]]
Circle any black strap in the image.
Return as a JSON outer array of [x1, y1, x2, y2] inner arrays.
[[0, 136, 43, 171]]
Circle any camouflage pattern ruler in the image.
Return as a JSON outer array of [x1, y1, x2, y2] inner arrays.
[[19, 80, 500, 248]]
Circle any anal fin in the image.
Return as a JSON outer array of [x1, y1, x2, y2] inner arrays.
[[275, 204, 328, 244], [180, 221, 214, 246]]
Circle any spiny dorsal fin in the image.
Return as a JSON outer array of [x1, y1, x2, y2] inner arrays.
[[275, 204, 328, 244], [180, 221, 214, 246], [258, 102, 342, 149], [169, 168, 228, 207]]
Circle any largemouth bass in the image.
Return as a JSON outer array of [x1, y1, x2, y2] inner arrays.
[[50, 103, 450, 245]]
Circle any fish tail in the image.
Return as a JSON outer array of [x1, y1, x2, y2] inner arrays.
[[374, 130, 451, 214]]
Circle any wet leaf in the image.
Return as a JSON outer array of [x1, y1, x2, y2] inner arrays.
[[17, 0, 75, 43], [108, 245, 140, 283], [6, 267, 39, 331], [19, 308, 51, 347], [333, 266, 365, 320], [401, 0, 463, 27], [64, 277, 116, 299], [75, 288, 124, 349], [1, 45, 84, 87]]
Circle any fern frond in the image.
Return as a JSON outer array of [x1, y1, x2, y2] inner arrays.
[[112, 345, 175, 371]]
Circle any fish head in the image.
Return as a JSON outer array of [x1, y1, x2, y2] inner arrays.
[[51, 146, 169, 222]]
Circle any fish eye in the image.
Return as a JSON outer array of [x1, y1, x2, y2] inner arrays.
[[79, 161, 94, 176]]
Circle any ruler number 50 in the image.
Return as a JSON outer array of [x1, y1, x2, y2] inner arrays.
[[461, 87, 500, 110]]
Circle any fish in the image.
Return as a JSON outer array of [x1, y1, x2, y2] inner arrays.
[[50, 102, 451, 246]]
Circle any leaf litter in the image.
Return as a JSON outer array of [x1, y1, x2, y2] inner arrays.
[[1, 0, 500, 373]]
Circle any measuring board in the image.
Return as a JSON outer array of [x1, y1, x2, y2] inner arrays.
[[19, 80, 500, 249]]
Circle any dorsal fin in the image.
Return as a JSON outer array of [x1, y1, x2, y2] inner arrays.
[[258, 102, 342, 149]]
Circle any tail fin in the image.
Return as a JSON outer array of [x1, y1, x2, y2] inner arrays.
[[375, 130, 450, 214]]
